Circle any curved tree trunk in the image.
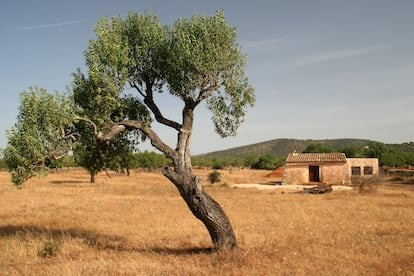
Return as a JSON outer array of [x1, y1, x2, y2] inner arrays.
[[164, 167, 238, 250], [96, 115, 239, 250]]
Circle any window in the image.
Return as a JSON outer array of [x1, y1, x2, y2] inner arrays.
[[352, 166, 361, 175], [364, 166, 373, 175]]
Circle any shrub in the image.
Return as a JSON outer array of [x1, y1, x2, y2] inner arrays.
[[208, 170, 221, 184], [41, 240, 61, 258]]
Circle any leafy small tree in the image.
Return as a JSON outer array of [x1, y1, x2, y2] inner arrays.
[[4, 87, 75, 186]]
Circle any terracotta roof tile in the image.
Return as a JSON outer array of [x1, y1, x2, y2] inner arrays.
[[286, 152, 347, 163]]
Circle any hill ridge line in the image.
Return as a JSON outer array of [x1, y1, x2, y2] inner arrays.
[[197, 138, 376, 158]]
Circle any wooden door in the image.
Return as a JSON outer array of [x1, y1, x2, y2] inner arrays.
[[309, 166, 320, 182]]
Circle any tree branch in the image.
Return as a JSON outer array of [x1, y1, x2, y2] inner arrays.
[[48, 128, 79, 161], [196, 76, 222, 103], [128, 80, 146, 97], [129, 81, 182, 131], [97, 120, 177, 160], [75, 117, 98, 136], [143, 92, 182, 131]]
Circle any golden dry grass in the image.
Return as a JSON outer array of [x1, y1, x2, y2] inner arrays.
[[1, 168, 413, 275]]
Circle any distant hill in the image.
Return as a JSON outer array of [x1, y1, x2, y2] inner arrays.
[[198, 138, 375, 158]]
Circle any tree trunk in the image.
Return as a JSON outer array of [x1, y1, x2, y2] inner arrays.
[[90, 172, 95, 184], [96, 118, 238, 249], [164, 168, 238, 250]]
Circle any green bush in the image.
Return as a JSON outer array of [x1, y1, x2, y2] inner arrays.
[[208, 170, 221, 184]]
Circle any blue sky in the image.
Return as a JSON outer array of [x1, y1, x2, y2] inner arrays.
[[1, 0, 413, 155]]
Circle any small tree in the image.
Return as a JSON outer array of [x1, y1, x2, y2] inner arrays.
[[4, 87, 75, 186]]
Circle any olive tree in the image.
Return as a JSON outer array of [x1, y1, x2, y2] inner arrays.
[[82, 11, 254, 249], [4, 87, 76, 186], [6, 11, 255, 250]]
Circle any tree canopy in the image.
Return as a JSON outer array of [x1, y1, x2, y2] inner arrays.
[[81, 10, 254, 140]]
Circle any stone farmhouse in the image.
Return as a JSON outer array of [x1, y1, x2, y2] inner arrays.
[[282, 152, 379, 185]]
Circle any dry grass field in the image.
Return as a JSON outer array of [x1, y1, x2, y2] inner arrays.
[[1, 168, 413, 275]]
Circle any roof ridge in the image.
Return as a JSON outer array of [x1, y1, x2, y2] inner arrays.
[[286, 152, 347, 163]]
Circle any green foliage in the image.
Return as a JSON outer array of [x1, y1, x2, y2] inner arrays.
[[85, 10, 254, 137], [387, 142, 414, 153], [303, 142, 333, 153], [363, 141, 386, 159], [163, 10, 255, 137], [192, 156, 245, 168], [0, 159, 7, 169], [191, 154, 285, 170], [380, 151, 406, 167], [337, 146, 359, 158], [60, 155, 77, 168], [0, 150, 7, 169], [337, 141, 411, 167], [71, 51, 150, 180], [73, 136, 108, 181], [362, 141, 397, 166], [403, 152, 414, 166], [208, 170, 221, 184], [132, 151, 171, 169], [251, 155, 273, 170], [4, 87, 75, 187], [249, 154, 285, 170]]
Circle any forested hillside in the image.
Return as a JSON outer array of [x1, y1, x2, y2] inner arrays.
[[198, 138, 374, 158]]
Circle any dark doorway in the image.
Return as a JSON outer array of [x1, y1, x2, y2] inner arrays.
[[309, 166, 320, 182]]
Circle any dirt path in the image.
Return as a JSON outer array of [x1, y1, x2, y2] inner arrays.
[[232, 183, 353, 190]]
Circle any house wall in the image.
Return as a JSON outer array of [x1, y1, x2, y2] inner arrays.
[[282, 165, 308, 185], [282, 162, 349, 185], [347, 158, 379, 177], [320, 163, 350, 185]]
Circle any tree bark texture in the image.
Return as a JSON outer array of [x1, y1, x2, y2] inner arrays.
[[163, 168, 238, 249]]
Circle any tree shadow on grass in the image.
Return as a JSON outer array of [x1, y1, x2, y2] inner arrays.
[[0, 224, 213, 255], [49, 180, 88, 184]]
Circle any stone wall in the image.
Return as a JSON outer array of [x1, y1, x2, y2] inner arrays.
[[347, 158, 379, 177], [320, 163, 349, 185]]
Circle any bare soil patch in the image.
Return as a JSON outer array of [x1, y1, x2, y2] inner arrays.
[[1, 169, 413, 275]]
